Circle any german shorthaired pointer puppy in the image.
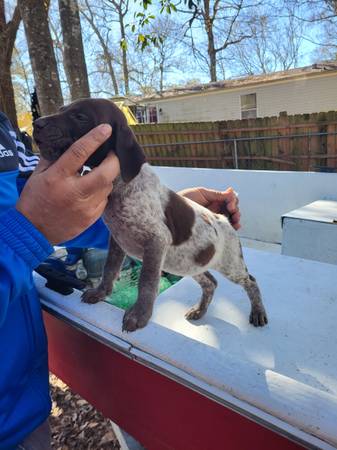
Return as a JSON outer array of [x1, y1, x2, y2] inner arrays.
[[33, 98, 268, 332]]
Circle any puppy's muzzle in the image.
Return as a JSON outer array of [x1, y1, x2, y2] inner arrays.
[[33, 119, 73, 161]]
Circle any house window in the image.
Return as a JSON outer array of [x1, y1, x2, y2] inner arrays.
[[240, 93, 257, 119], [135, 105, 158, 123], [135, 107, 146, 123], [148, 106, 158, 123]]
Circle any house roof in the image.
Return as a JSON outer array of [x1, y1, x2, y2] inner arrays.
[[125, 61, 337, 104]]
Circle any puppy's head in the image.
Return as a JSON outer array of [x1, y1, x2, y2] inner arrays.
[[33, 98, 146, 182]]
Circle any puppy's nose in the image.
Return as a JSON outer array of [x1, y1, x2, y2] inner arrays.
[[33, 118, 48, 130]]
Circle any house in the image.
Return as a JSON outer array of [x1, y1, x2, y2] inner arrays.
[[126, 62, 337, 123]]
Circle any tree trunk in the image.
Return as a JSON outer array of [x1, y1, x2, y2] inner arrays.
[[18, 0, 63, 115], [104, 48, 120, 96], [159, 62, 164, 93], [119, 12, 129, 94], [58, 0, 90, 100], [0, 2, 21, 129], [203, 0, 217, 82], [208, 46, 217, 82], [0, 62, 18, 129]]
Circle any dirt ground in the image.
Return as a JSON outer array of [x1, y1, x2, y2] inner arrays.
[[50, 374, 120, 450]]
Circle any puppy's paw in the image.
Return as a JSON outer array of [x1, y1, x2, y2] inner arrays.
[[122, 306, 151, 332], [249, 307, 268, 327], [81, 288, 106, 304], [185, 306, 206, 321]]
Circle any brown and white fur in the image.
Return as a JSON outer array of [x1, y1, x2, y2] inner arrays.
[[33, 98, 268, 332]]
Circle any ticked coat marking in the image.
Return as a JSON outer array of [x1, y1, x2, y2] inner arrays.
[[33, 98, 268, 332], [103, 164, 225, 276]]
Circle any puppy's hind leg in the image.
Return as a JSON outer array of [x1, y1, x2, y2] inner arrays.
[[185, 271, 218, 321], [82, 235, 125, 304], [244, 274, 268, 326], [216, 243, 268, 327]]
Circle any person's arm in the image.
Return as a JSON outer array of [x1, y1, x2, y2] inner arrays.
[[0, 208, 53, 326], [179, 186, 241, 230]]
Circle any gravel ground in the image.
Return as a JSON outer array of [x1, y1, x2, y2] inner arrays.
[[50, 374, 120, 450]]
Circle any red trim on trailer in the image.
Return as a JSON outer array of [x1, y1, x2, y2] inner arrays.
[[44, 312, 305, 450]]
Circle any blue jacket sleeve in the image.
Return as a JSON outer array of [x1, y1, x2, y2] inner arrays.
[[63, 218, 110, 249], [0, 208, 54, 327]]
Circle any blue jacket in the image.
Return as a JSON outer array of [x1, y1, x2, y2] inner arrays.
[[0, 112, 109, 449]]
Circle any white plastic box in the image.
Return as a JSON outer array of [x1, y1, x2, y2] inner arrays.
[[282, 200, 337, 265]]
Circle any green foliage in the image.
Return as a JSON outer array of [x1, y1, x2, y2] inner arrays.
[[120, 37, 128, 51], [128, 0, 178, 51]]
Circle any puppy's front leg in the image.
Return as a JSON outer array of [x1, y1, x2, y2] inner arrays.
[[122, 238, 167, 332], [82, 235, 125, 304]]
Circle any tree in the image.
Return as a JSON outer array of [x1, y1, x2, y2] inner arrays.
[[0, 1, 21, 129], [150, 16, 184, 92], [225, 3, 305, 76], [11, 45, 32, 115], [103, 0, 130, 94], [58, 0, 90, 100], [310, 0, 337, 59], [48, 6, 69, 95], [181, 0, 259, 82], [129, 15, 184, 93], [287, 0, 337, 60], [80, 0, 120, 95], [18, 0, 63, 115]]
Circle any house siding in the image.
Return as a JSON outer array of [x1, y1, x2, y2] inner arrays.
[[146, 73, 337, 122]]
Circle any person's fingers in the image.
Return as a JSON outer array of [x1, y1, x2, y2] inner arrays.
[[205, 198, 238, 214], [208, 201, 220, 213], [226, 198, 238, 214], [33, 157, 52, 174], [201, 187, 227, 202], [231, 211, 241, 221], [224, 189, 239, 212], [223, 187, 236, 201], [230, 212, 241, 228], [53, 124, 112, 176], [79, 152, 120, 194], [202, 188, 239, 212]]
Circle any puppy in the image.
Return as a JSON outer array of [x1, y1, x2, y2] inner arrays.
[[33, 98, 268, 332]]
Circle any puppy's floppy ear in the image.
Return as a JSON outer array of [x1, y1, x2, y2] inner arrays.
[[113, 125, 146, 183]]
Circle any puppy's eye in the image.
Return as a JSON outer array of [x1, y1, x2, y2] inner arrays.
[[75, 113, 88, 121]]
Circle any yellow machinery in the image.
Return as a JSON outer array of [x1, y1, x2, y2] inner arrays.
[[18, 111, 33, 135], [114, 101, 137, 125]]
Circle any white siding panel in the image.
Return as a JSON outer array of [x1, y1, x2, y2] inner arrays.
[[151, 73, 337, 122], [157, 91, 240, 122], [257, 75, 337, 117]]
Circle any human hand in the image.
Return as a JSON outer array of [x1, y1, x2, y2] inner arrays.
[[179, 186, 241, 230], [16, 124, 120, 244]]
